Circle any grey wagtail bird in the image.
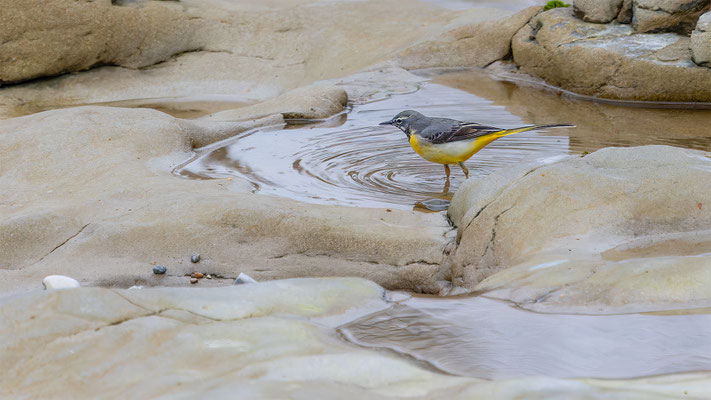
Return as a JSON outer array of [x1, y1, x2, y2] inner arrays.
[[379, 110, 573, 179]]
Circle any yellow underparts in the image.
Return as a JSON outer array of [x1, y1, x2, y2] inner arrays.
[[409, 132, 500, 164]]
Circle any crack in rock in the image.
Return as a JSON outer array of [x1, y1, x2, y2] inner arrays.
[[35, 223, 89, 264], [481, 206, 515, 259]]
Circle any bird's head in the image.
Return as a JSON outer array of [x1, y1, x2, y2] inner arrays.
[[379, 110, 422, 132]]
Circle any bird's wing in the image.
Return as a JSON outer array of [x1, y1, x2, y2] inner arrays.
[[422, 120, 502, 144]]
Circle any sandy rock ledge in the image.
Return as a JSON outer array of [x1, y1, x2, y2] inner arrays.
[[0, 105, 449, 296], [449, 145, 711, 313], [511, 7, 711, 101], [0, 0, 205, 84], [3, 278, 711, 399]]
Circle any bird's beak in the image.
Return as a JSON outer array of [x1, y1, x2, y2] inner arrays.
[[379, 120, 393, 126]]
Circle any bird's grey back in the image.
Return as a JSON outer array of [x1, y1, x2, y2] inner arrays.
[[416, 117, 462, 138]]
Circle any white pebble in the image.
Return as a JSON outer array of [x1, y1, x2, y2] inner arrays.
[[234, 273, 257, 285], [42, 275, 80, 290]]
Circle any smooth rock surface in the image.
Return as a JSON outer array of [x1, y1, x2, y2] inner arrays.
[[3, 278, 711, 399], [449, 146, 711, 293], [0, 106, 450, 297], [0, 0, 204, 84], [201, 85, 347, 122], [512, 7, 711, 101], [633, 0, 711, 33], [0, 0, 456, 118], [691, 11, 711, 65], [574, 0, 624, 23], [189, 114, 285, 148], [395, 7, 540, 69], [476, 253, 711, 313]]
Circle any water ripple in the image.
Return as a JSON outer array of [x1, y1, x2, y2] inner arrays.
[[177, 83, 570, 210]]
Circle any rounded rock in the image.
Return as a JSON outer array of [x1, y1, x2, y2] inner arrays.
[[153, 265, 167, 275], [42, 275, 80, 290], [234, 272, 258, 285], [574, 0, 624, 24], [190, 253, 200, 263], [192, 272, 204, 279], [190, 278, 199, 284]]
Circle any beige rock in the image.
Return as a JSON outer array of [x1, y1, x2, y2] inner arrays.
[[201, 85, 347, 122], [691, 11, 711, 66], [633, 0, 711, 33], [511, 8, 711, 101], [395, 7, 541, 69], [1, 279, 467, 399], [0, 106, 450, 297], [188, 114, 285, 148], [0, 0, 204, 84], [449, 146, 711, 288], [0, 0, 455, 117], [477, 253, 711, 313], [3, 278, 711, 398], [573, 0, 624, 23], [617, 0, 634, 23]]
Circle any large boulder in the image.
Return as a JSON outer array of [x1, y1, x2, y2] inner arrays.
[[0, 0, 205, 84], [633, 0, 711, 33], [0, 0, 456, 112], [395, 7, 541, 69], [512, 7, 711, 101], [691, 11, 711, 65], [574, 0, 624, 23], [448, 146, 711, 298]]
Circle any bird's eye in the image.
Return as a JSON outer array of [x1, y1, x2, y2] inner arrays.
[[396, 118, 403, 124]]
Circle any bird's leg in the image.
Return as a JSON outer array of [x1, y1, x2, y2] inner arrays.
[[443, 164, 451, 194], [458, 162, 469, 179]]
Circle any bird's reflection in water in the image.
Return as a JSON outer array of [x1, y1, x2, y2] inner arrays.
[[413, 179, 452, 212]]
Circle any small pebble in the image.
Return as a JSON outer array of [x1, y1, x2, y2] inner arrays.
[[192, 272, 204, 279], [153, 265, 167, 275], [190, 278, 198, 284], [42, 275, 80, 290], [206, 274, 212, 279], [191, 253, 200, 263], [234, 272, 257, 285]]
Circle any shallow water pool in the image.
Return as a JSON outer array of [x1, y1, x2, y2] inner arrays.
[[341, 294, 711, 380], [177, 70, 711, 211]]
